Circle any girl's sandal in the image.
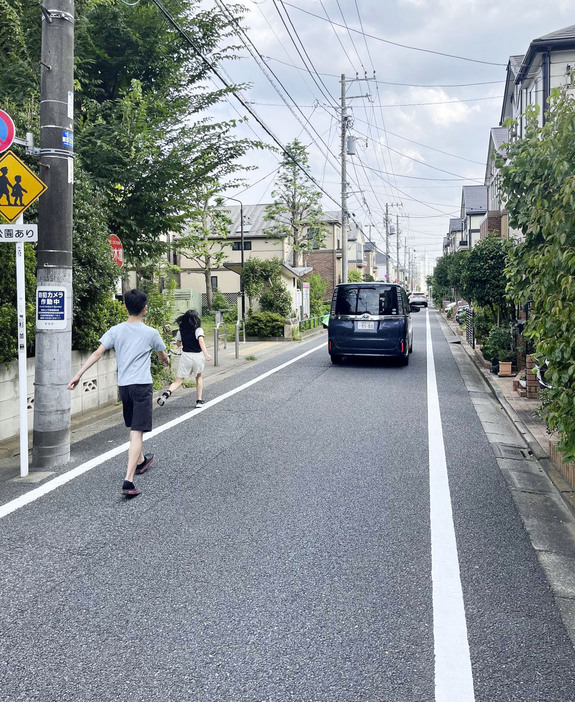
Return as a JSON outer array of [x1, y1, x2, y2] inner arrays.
[[157, 390, 172, 406]]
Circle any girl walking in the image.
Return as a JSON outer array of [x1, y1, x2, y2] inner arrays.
[[158, 310, 212, 409]]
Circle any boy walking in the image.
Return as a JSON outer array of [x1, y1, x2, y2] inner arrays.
[[67, 289, 169, 497]]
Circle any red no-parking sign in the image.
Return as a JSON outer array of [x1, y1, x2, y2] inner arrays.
[[108, 234, 124, 267], [0, 110, 15, 153]]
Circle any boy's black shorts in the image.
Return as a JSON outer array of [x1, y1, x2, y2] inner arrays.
[[119, 384, 153, 432]]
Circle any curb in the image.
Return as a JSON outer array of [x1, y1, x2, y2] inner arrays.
[[439, 314, 547, 460]]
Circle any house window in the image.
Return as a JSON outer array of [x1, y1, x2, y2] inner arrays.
[[210, 276, 218, 292], [232, 241, 252, 250]]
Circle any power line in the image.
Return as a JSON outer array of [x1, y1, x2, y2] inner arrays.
[[147, 0, 342, 209], [281, 2, 507, 67]]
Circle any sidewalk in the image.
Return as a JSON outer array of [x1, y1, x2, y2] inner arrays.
[[442, 314, 575, 514], [0, 330, 326, 483]]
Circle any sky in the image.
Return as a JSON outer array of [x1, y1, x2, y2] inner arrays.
[[200, 0, 574, 275]]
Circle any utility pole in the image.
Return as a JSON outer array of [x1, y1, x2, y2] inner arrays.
[[340, 74, 348, 284], [33, 0, 75, 467], [340, 73, 374, 285], [384, 202, 401, 282], [396, 214, 400, 284]]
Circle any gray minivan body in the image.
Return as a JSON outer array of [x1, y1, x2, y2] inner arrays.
[[327, 282, 419, 365]]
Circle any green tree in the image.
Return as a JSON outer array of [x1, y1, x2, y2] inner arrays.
[[347, 268, 363, 283], [461, 234, 513, 322], [308, 273, 328, 316], [498, 89, 575, 459], [264, 140, 326, 266]]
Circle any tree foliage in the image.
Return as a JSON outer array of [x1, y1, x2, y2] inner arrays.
[[461, 234, 513, 321], [498, 89, 575, 458], [264, 140, 326, 265]]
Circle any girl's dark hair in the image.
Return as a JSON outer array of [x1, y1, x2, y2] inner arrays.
[[176, 309, 201, 330]]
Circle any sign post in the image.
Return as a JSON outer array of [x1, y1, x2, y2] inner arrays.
[[0, 112, 47, 477], [0, 221, 39, 478]]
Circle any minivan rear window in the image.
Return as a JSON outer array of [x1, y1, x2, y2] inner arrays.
[[334, 285, 398, 316]]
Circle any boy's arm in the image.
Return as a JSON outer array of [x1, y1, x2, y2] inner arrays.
[[67, 344, 107, 390], [199, 336, 212, 362], [157, 350, 170, 367]]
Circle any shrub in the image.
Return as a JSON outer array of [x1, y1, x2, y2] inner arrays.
[[211, 290, 229, 311], [259, 284, 292, 317], [481, 324, 514, 362], [73, 298, 127, 352], [246, 311, 285, 337]]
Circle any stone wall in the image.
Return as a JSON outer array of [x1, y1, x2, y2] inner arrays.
[[0, 350, 119, 442]]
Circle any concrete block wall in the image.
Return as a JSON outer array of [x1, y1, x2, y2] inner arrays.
[[0, 350, 118, 442]]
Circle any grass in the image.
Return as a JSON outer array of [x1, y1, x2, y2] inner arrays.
[[245, 355, 257, 361]]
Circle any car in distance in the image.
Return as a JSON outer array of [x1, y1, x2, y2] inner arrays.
[[327, 282, 420, 366], [409, 291, 428, 308]]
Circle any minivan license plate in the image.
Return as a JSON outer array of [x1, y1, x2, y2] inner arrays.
[[357, 321, 374, 330]]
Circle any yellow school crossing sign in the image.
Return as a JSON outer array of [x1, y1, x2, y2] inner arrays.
[[0, 150, 47, 223]]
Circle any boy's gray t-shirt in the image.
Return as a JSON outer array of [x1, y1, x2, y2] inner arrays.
[[100, 322, 166, 386]]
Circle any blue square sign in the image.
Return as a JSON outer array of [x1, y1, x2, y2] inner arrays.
[[36, 286, 67, 329]]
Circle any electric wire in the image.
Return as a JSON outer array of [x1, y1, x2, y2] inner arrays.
[[147, 0, 342, 209], [280, 1, 507, 67]]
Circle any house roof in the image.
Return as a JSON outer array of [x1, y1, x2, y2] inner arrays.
[[449, 218, 463, 233], [517, 25, 575, 82], [461, 185, 487, 214], [218, 203, 275, 239], [537, 25, 575, 42], [491, 126, 509, 152], [364, 241, 376, 252]]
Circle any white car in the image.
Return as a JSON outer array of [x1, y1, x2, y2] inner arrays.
[[409, 291, 428, 308]]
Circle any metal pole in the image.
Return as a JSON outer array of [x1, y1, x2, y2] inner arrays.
[[213, 326, 219, 367], [341, 74, 348, 284], [33, 0, 75, 468], [226, 197, 246, 319], [240, 202, 245, 319], [15, 216, 29, 477]]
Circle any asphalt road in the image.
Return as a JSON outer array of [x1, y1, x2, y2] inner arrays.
[[1, 309, 575, 701]]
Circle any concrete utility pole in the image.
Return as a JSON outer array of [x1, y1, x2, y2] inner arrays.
[[384, 202, 401, 282], [33, 0, 75, 467], [340, 74, 348, 284], [396, 214, 400, 284], [340, 73, 374, 285]]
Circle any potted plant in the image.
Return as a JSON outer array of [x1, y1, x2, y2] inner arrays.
[[480, 325, 515, 375]]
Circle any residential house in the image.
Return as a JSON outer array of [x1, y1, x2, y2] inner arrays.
[[460, 186, 487, 250], [304, 210, 342, 299], [480, 27, 575, 244], [444, 218, 463, 254], [481, 126, 509, 239], [501, 26, 575, 135], [177, 203, 311, 317]]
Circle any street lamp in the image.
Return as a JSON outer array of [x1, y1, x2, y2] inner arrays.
[[225, 197, 246, 320]]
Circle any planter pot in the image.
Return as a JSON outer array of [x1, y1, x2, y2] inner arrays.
[[498, 361, 513, 377]]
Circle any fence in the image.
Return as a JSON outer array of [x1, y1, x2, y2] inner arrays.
[[298, 316, 324, 333], [465, 308, 475, 349]]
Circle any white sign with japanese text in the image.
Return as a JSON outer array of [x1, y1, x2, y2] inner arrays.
[[0, 224, 37, 242]]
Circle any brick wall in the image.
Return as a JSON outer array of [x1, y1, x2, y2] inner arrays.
[[307, 250, 338, 298], [480, 211, 503, 239]]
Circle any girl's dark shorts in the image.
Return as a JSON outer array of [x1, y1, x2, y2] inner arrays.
[[119, 384, 153, 432]]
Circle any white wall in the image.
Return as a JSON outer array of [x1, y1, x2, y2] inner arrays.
[[0, 350, 119, 442]]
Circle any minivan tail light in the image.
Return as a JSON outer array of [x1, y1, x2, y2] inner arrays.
[[401, 341, 404, 352]]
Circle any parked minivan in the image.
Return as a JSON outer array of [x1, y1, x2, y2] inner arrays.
[[327, 282, 420, 365]]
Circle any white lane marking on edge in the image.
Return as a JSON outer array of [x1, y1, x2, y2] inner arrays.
[[0, 342, 326, 521], [427, 310, 475, 701]]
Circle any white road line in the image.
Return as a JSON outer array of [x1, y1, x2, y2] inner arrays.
[[427, 311, 475, 701], [0, 342, 326, 521]]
